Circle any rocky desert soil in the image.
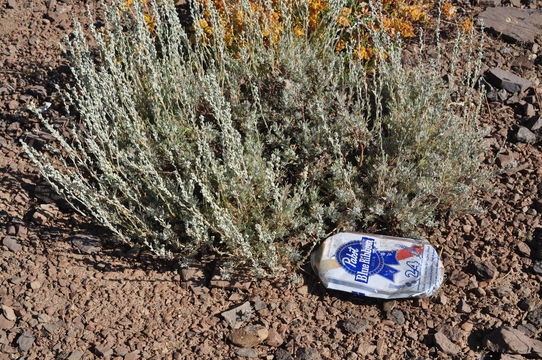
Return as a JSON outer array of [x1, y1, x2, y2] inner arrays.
[[1, 0, 542, 359]]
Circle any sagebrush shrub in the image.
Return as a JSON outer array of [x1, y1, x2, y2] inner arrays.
[[23, 0, 486, 276]]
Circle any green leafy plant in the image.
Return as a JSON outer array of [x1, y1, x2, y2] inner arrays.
[[23, 0, 487, 276]]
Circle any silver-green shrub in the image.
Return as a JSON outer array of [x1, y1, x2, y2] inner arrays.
[[23, 0, 486, 276]]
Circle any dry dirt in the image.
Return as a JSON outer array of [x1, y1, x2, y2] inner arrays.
[[1, 1, 542, 359]]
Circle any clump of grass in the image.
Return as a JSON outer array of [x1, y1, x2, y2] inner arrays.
[[23, 0, 486, 276]]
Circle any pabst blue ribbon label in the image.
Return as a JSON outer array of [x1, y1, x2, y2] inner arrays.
[[311, 232, 444, 299]]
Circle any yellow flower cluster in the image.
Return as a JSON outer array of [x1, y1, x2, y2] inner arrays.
[[123, 0, 156, 32], [124, 0, 473, 61]]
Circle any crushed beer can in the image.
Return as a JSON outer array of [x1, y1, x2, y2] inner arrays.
[[311, 232, 444, 299]]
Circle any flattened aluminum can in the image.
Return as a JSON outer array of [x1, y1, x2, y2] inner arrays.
[[311, 232, 444, 299]]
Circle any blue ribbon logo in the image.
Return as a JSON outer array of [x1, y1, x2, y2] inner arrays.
[[336, 237, 400, 284]]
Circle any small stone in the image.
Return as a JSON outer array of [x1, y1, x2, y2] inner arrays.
[[527, 307, 542, 327], [517, 242, 532, 257], [1, 306, 16, 322], [0, 315, 14, 330], [235, 348, 258, 358], [434, 330, 462, 355], [382, 300, 396, 312], [339, 318, 369, 334], [437, 293, 448, 305], [480, 0, 501, 6], [124, 351, 139, 360], [16, 332, 34, 352], [388, 309, 405, 325], [516, 127, 537, 143], [485, 68, 532, 93], [498, 89, 509, 101], [2, 236, 22, 252], [274, 348, 294, 360], [474, 287, 487, 297], [497, 153, 517, 168], [114, 346, 129, 356], [530, 117, 542, 131], [253, 300, 267, 311], [297, 286, 308, 295], [221, 301, 252, 329], [533, 261, 542, 275], [30, 281, 42, 290], [522, 103, 536, 117], [458, 299, 472, 313], [37, 313, 50, 323], [71, 235, 102, 254], [518, 298, 538, 312], [473, 261, 498, 280], [229, 326, 268, 348], [461, 322, 474, 333], [7, 100, 19, 110], [6, 0, 17, 8], [296, 348, 322, 360], [67, 351, 83, 360], [484, 326, 542, 355], [265, 328, 283, 347], [94, 345, 114, 357]]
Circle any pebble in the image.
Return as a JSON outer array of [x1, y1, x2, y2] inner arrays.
[[7, 100, 19, 110], [339, 317, 369, 334], [458, 300, 472, 313], [517, 242, 532, 257], [2, 236, 22, 252], [253, 300, 267, 311], [16, 332, 35, 352], [221, 301, 253, 329], [516, 126, 537, 143], [389, 309, 405, 325], [461, 322, 474, 333], [265, 328, 283, 347], [296, 347, 322, 360], [1, 306, 16, 321], [527, 307, 542, 327], [0, 315, 15, 330], [67, 350, 84, 360], [124, 351, 139, 360], [71, 235, 102, 254], [235, 348, 258, 358], [274, 348, 294, 360], [434, 330, 462, 355], [229, 326, 268, 348], [533, 261, 542, 275], [473, 261, 498, 280]]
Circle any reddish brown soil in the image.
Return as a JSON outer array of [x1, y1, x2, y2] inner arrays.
[[1, 1, 541, 360]]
